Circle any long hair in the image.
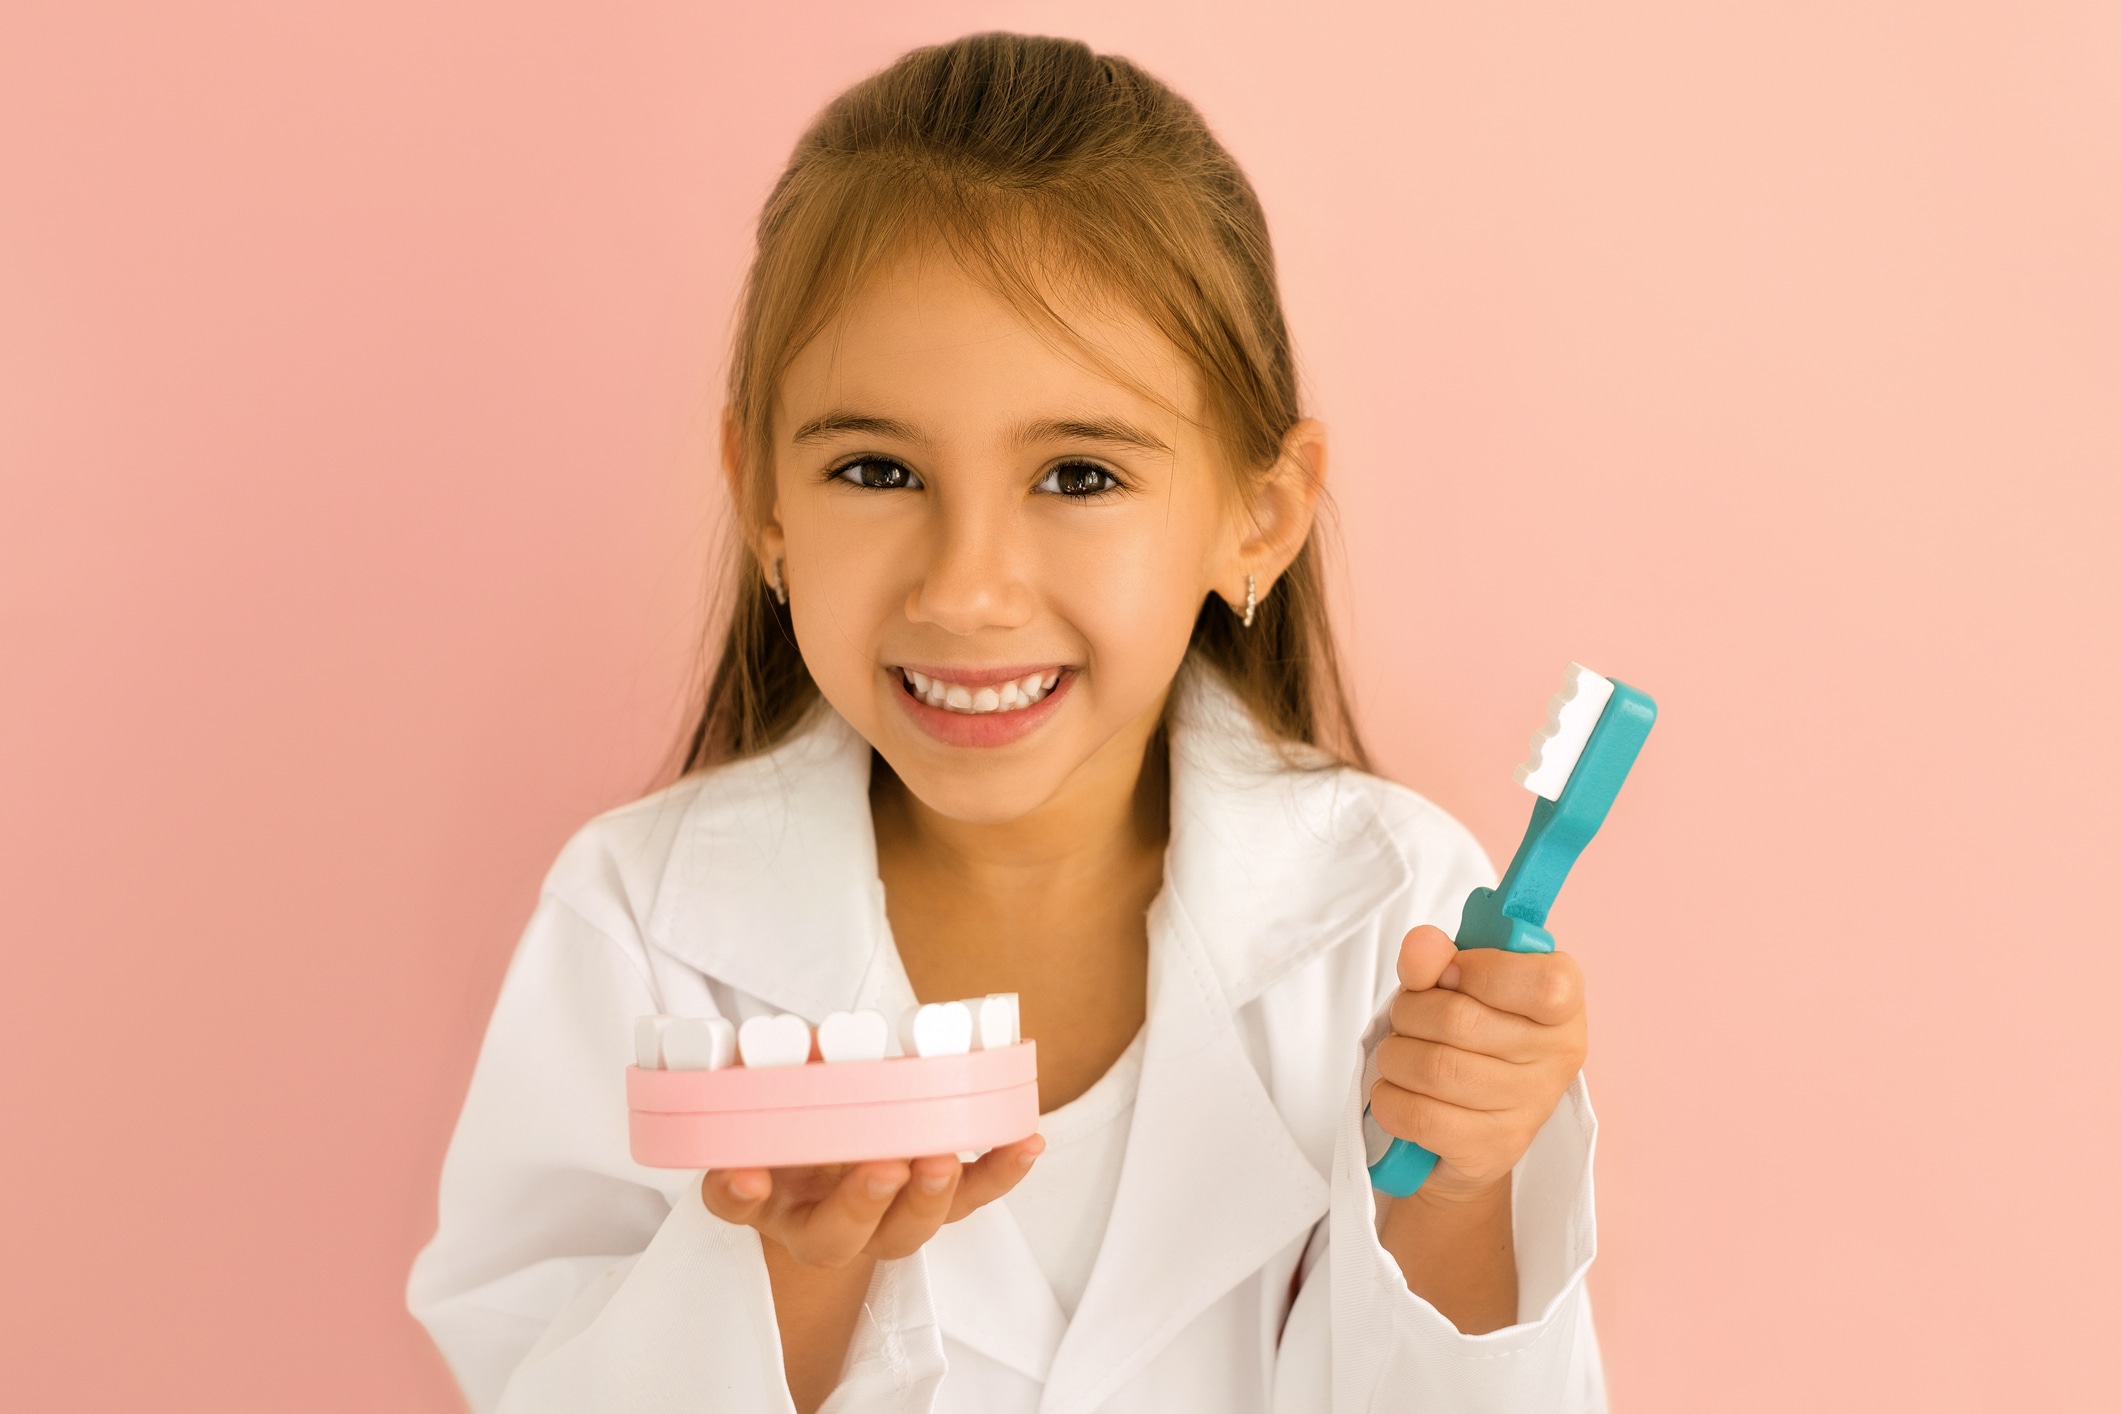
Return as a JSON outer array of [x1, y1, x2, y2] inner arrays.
[[680, 32, 1368, 772]]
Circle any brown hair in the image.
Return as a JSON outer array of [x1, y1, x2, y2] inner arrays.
[[679, 32, 1368, 772]]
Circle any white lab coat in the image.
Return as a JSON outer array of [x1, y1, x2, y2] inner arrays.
[[407, 668, 1605, 1412]]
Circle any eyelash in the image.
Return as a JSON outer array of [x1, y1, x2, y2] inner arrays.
[[830, 457, 923, 491], [1035, 462, 1125, 498], [828, 457, 1127, 498]]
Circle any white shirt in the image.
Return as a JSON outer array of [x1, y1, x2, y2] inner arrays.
[[1006, 1028, 1145, 1318], [406, 665, 1606, 1413]]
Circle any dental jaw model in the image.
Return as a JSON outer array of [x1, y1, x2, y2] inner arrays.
[[627, 994, 1037, 1169], [1365, 663, 1658, 1197]]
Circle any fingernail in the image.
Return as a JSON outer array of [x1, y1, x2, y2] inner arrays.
[[868, 1176, 899, 1198], [1438, 964, 1462, 991], [919, 1172, 950, 1194], [729, 1174, 765, 1200]]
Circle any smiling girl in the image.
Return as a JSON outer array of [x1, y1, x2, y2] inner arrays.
[[410, 33, 1602, 1414]]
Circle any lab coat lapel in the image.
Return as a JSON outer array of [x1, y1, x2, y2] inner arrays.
[[926, 1196, 1070, 1383], [1034, 892, 1326, 1414], [644, 705, 888, 1020], [1035, 674, 1407, 1414]]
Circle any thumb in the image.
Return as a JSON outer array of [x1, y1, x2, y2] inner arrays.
[[1395, 924, 1459, 993]]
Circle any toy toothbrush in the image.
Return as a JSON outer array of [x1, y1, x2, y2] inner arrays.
[[627, 995, 1038, 1169], [1366, 662, 1657, 1197]]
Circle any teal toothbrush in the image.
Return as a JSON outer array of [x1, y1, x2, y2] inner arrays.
[[1366, 663, 1657, 1197]]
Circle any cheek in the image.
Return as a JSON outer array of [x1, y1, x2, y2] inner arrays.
[[1048, 514, 1215, 689], [779, 499, 917, 693]]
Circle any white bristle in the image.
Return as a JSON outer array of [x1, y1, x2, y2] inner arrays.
[[1513, 663, 1615, 801]]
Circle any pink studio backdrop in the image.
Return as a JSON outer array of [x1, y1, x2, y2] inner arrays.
[[3, 2, 2115, 1409]]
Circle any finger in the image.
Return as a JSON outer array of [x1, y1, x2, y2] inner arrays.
[[701, 1167, 772, 1225], [1374, 1033, 1525, 1111], [866, 1155, 962, 1260], [1446, 949, 1585, 1026], [948, 1135, 1046, 1221], [777, 1161, 909, 1267], [1390, 987, 1548, 1064], [1395, 924, 1458, 992], [1365, 1081, 1517, 1186]]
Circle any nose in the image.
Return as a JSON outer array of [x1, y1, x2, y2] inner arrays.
[[905, 485, 1037, 636]]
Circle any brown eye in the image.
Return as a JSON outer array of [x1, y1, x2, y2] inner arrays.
[[1038, 462, 1120, 496], [833, 458, 922, 490]]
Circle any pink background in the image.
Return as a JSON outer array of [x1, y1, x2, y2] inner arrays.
[[4, 2, 2116, 1408]]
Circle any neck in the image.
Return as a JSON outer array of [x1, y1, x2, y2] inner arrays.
[[871, 709, 1170, 901]]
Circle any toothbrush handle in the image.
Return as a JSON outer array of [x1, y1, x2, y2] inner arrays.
[[1367, 679, 1655, 1198], [1365, 901, 1554, 1197]]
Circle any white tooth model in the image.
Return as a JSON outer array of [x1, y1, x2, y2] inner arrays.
[[634, 1014, 678, 1069], [971, 993, 1020, 1050], [736, 1013, 813, 1068], [816, 1009, 890, 1063], [627, 992, 1037, 1170], [660, 1016, 737, 1071], [898, 1000, 974, 1057]]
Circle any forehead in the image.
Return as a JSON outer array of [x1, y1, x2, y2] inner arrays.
[[776, 245, 1204, 443]]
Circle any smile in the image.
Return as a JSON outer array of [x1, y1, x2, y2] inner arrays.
[[900, 667, 1063, 715]]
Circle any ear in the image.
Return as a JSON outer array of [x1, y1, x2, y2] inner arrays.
[[722, 413, 787, 569], [1214, 419, 1326, 612]]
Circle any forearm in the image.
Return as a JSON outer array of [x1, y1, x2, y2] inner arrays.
[[761, 1239, 873, 1414], [1377, 1180, 1516, 1334]]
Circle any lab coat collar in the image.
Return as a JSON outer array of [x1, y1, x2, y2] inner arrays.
[[642, 665, 1410, 1016]]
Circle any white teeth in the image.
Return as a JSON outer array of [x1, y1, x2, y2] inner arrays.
[[905, 669, 1066, 715], [737, 1013, 813, 1068], [818, 1009, 890, 1063], [970, 993, 1020, 1050], [662, 1016, 737, 1071], [634, 1015, 677, 1069], [900, 1001, 974, 1057]]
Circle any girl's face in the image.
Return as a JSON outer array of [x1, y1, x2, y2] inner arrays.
[[752, 249, 1315, 826]]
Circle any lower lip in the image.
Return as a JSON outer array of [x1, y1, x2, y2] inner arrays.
[[892, 671, 1074, 748]]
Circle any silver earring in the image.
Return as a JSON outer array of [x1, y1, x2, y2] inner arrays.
[[768, 558, 788, 606], [1241, 573, 1257, 628]]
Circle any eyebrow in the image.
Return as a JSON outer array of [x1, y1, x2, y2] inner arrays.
[[787, 410, 1172, 456], [789, 412, 920, 445], [1014, 416, 1172, 455]]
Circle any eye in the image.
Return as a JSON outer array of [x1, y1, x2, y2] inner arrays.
[[1036, 462, 1122, 497], [832, 458, 922, 490]]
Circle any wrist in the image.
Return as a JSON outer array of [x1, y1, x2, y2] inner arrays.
[[1409, 1170, 1511, 1215]]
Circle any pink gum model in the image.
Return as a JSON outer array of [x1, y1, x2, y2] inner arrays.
[[627, 1042, 1039, 1169]]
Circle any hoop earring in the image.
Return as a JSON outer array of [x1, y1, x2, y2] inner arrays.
[[1241, 573, 1257, 629], [768, 558, 788, 606]]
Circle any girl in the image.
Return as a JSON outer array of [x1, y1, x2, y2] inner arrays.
[[410, 33, 1602, 1414]]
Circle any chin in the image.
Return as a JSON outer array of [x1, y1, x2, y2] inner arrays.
[[882, 753, 1077, 826]]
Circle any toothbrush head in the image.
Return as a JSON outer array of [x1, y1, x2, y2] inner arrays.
[[1514, 663, 1616, 801]]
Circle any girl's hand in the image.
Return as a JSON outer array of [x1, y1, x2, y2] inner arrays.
[[1369, 924, 1588, 1207], [701, 1138, 1046, 1266]]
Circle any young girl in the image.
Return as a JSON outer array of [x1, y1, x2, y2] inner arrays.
[[410, 33, 1601, 1413]]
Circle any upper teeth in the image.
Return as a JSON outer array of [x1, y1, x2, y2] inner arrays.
[[902, 668, 1062, 714]]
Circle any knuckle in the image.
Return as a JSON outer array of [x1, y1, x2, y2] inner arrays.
[[1537, 964, 1580, 1019], [1422, 1042, 1464, 1091], [1440, 993, 1485, 1047]]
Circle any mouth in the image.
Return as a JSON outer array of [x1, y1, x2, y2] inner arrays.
[[890, 663, 1075, 749], [898, 666, 1064, 716]]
